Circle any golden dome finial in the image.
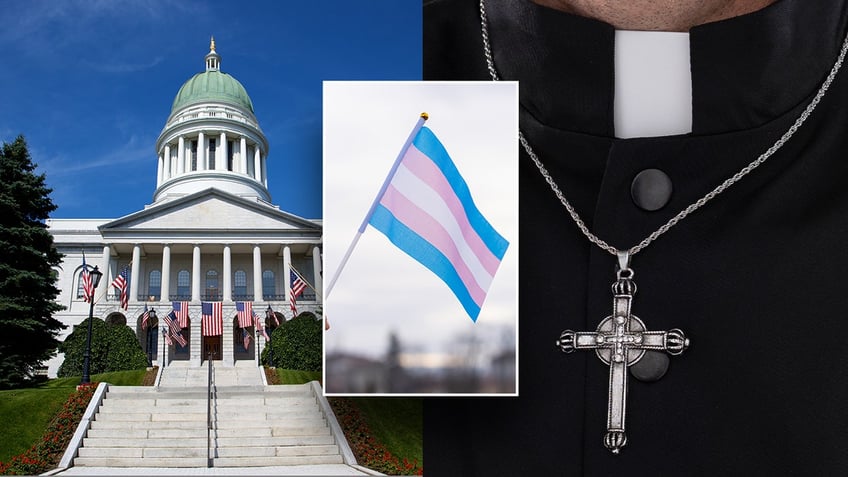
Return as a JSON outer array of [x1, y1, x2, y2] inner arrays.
[[210, 36, 216, 52]]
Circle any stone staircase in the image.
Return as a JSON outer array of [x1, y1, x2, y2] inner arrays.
[[72, 364, 346, 468]]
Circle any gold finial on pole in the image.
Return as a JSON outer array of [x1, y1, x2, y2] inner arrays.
[[210, 36, 216, 52], [420, 112, 429, 120]]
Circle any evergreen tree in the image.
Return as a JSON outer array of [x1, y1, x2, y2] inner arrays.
[[0, 135, 65, 388]]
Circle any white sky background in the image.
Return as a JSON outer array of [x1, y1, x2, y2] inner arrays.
[[323, 81, 518, 362]]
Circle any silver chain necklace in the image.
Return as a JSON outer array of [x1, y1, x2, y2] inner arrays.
[[479, 0, 848, 454]]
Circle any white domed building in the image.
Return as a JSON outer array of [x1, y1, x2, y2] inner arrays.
[[45, 39, 323, 377]]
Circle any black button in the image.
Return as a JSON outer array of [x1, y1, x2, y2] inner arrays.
[[631, 169, 673, 211]]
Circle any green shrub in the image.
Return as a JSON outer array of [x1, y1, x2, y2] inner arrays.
[[104, 325, 149, 372], [57, 318, 147, 377], [266, 313, 322, 371]]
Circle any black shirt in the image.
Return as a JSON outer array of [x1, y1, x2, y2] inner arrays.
[[424, 0, 848, 474]]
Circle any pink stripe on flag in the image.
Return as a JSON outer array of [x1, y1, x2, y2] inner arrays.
[[401, 145, 502, 276], [380, 184, 487, 306]]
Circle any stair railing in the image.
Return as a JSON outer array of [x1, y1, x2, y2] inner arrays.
[[207, 353, 214, 467]]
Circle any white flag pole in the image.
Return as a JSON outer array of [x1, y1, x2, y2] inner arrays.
[[325, 113, 429, 299]]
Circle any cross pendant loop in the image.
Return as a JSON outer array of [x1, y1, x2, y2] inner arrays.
[[556, 265, 690, 454]]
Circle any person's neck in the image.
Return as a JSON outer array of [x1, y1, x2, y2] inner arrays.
[[532, 0, 777, 31]]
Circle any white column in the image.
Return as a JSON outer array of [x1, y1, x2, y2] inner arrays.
[[156, 154, 163, 187], [198, 132, 206, 171], [161, 244, 171, 303], [99, 244, 112, 298], [253, 245, 263, 302], [217, 132, 226, 171], [177, 136, 185, 175], [192, 245, 201, 302], [240, 137, 247, 174], [312, 246, 322, 304], [254, 147, 261, 181], [261, 153, 268, 187], [163, 145, 171, 180], [223, 245, 232, 302], [130, 244, 142, 304], [283, 245, 292, 312]]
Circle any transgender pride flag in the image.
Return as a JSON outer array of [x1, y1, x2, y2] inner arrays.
[[366, 119, 509, 321]]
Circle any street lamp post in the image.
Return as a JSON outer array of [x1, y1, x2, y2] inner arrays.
[[162, 326, 167, 369], [146, 308, 157, 366], [81, 265, 103, 385], [266, 305, 274, 367]]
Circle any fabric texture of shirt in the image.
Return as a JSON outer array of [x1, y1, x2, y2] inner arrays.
[[423, 0, 848, 475]]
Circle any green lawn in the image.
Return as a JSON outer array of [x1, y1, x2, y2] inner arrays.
[[353, 397, 423, 466], [0, 369, 148, 463], [275, 368, 322, 384]]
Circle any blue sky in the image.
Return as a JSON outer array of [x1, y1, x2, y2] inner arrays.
[[0, 0, 421, 219]]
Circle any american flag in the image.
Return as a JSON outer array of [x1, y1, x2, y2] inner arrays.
[[110, 265, 130, 310], [236, 302, 253, 329], [254, 311, 270, 341], [267, 306, 280, 327], [172, 301, 190, 328], [289, 269, 307, 314], [163, 311, 187, 347], [242, 328, 252, 350], [201, 302, 223, 337], [81, 251, 94, 303], [141, 304, 150, 330]]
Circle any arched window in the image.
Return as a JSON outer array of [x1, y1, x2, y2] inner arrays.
[[234, 270, 247, 299], [148, 270, 161, 300], [206, 269, 219, 300], [262, 270, 275, 299], [177, 270, 190, 299]]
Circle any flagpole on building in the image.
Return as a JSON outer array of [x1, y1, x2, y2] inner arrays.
[[325, 112, 429, 299], [289, 264, 321, 299]]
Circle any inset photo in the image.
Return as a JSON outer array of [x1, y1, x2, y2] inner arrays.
[[323, 81, 518, 396]]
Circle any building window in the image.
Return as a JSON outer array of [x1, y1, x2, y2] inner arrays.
[[227, 140, 235, 171], [177, 270, 190, 300], [76, 269, 87, 299], [291, 259, 316, 300], [234, 270, 247, 299], [148, 270, 161, 300], [206, 269, 219, 300], [262, 270, 275, 299], [208, 138, 216, 169], [191, 140, 197, 171]]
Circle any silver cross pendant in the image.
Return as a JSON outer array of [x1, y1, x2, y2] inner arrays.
[[557, 252, 690, 454]]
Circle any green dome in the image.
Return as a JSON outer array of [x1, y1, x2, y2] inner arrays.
[[171, 70, 254, 114]]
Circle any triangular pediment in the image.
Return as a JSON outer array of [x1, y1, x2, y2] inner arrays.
[[99, 189, 320, 234]]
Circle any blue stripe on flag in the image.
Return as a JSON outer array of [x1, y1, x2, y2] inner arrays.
[[370, 204, 482, 321], [411, 127, 509, 260]]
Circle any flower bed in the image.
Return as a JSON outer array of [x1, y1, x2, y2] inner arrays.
[[329, 397, 423, 475], [0, 383, 97, 475]]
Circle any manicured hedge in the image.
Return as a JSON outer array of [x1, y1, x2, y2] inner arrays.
[[263, 313, 322, 371], [57, 318, 148, 377]]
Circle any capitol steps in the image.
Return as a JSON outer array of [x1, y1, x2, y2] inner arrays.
[[72, 365, 346, 468]]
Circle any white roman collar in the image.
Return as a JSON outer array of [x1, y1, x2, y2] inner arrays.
[[614, 30, 692, 138]]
